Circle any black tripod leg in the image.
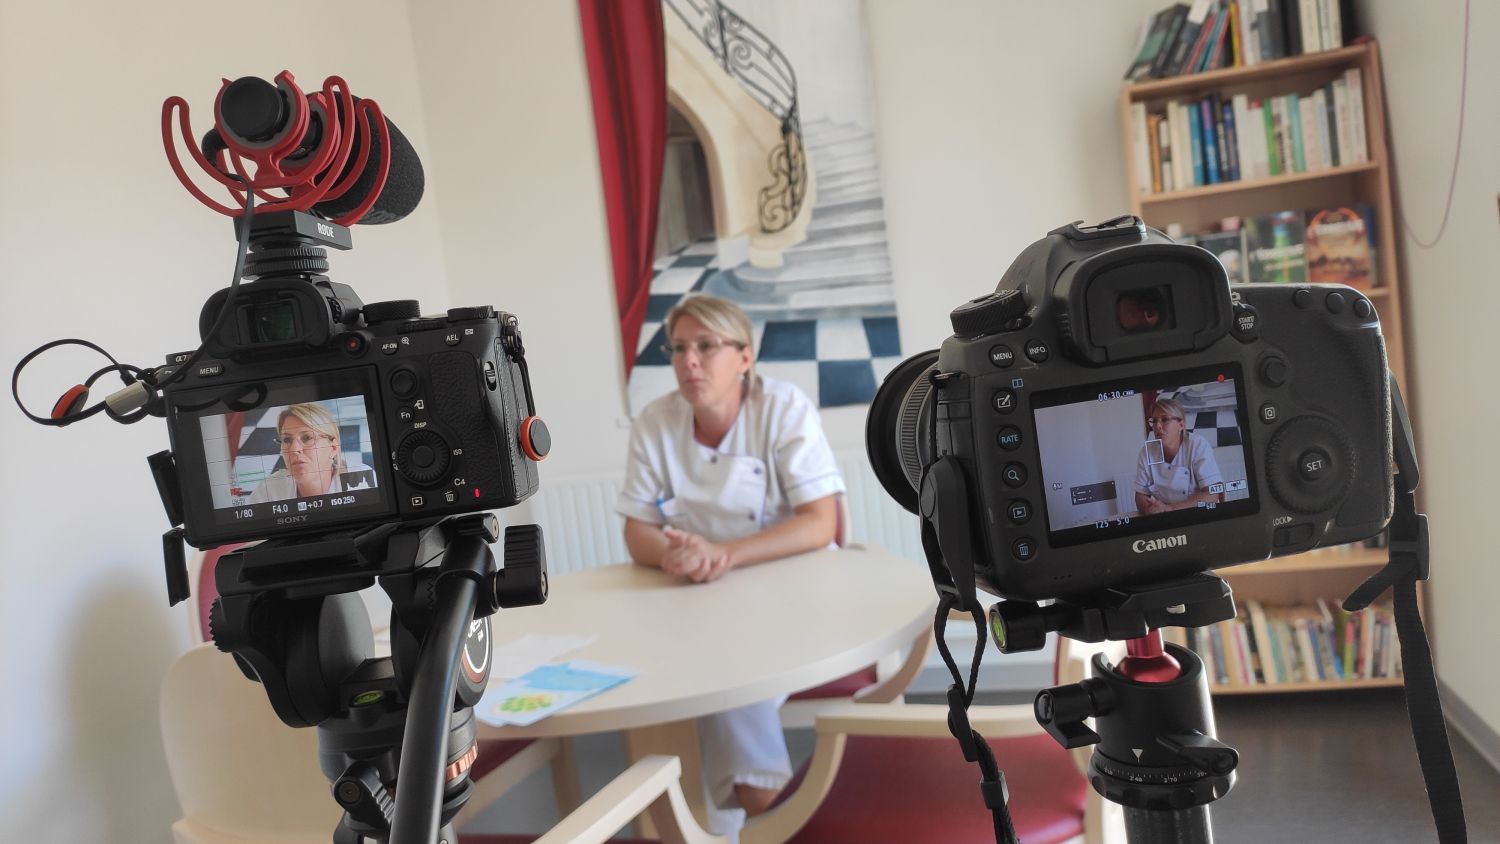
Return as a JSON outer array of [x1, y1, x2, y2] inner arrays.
[[1125, 805, 1214, 844]]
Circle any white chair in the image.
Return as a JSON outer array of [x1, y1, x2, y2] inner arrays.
[[182, 544, 582, 827], [739, 637, 1127, 844], [160, 643, 578, 844]]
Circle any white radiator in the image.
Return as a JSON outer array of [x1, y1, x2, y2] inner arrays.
[[526, 449, 925, 574], [522, 449, 1049, 691]]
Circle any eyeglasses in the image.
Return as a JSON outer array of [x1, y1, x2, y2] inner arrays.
[[661, 338, 745, 360], [276, 432, 335, 449], [1146, 416, 1184, 426]]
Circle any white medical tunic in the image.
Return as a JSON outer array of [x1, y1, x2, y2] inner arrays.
[[1134, 432, 1223, 505], [247, 462, 376, 505], [614, 375, 845, 818], [616, 375, 846, 542]]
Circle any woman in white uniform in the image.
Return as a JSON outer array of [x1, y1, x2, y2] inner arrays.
[[247, 403, 372, 504], [1134, 397, 1224, 515], [615, 294, 845, 818]]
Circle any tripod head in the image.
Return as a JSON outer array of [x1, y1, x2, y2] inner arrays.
[[208, 512, 547, 843], [992, 574, 1240, 825]]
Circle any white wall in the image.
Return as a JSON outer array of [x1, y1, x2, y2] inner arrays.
[[1356, 0, 1500, 741], [9, 1, 1489, 840], [0, 2, 447, 842]]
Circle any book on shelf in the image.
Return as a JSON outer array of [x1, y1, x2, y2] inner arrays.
[[1125, 0, 1352, 81], [1178, 599, 1403, 688], [1125, 4, 1188, 81], [1195, 229, 1247, 284], [1305, 204, 1377, 288], [1131, 69, 1368, 196], [1244, 209, 1307, 283]]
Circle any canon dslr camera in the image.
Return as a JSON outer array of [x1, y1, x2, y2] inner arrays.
[[152, 210, 549, 549], [868, 215, 1393, 601]]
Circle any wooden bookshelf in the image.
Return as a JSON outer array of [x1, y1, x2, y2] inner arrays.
[[1121, 41, 1415, 695]]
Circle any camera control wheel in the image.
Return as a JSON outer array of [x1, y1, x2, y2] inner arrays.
[[1264, 416, 1357, 514], [395, 430, 452, 486]]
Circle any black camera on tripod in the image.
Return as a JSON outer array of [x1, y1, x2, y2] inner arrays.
[[153, 209, 549, 550], [10, 71, 562, 843], [861, 217, 1460, 843], [868, 214, 1393, 604]]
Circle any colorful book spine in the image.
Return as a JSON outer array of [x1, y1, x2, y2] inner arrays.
[[1199, 98, 1220, 184]]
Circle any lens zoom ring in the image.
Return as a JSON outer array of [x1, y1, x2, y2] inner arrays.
[[898, 375, 933, 490]]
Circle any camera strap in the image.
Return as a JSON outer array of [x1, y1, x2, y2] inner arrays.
[[932, 592, 1020, 844], [1342, 481, 1467, 844]]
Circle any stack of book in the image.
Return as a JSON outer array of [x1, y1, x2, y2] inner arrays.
[[1130, 66, 1368, 194], [1175, 205, 1378, 288], [1125, 0, 1352, 82], [1164, 598, 1403, 687]]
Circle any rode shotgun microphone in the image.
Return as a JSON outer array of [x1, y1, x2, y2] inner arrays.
[[164, 71, 424, 225]]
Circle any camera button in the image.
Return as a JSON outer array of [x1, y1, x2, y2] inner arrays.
[[1293, 288, 1314, 309], [1007, 500, 1032, 524], [1259, 403, 1279, 424], [391, 369, 420, 398], [1273, 522, 1316, 546], [397, 407, 415, 423], [1024, 340, 1050, 363], [1298, 448, 1333, 482], [444, 332, 462, 346], [1259, 356, 1289, 387], [379, 340, 401, 356], [1231, 304, 1260, 342], [997, 426, 1023, 450], [341, 333, 367, 356], [410, 495, 426, 508], [1353, 298, 1373, 319], [195, 363, 224, 378], [1011, 537, 1037, 561], [1325, 291, 1347, 313], [1002, 463, 1027, 487], [992, 390, 1018, 414], [989, 344, 1016, 368]]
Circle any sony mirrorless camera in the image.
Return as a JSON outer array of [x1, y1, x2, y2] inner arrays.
[[868, 215, 1393, 601], [152, 210, 547, 549]]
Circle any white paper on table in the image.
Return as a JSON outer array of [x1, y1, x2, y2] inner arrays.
[[476, 660, 637, 727], [487, 633, 598, 679]]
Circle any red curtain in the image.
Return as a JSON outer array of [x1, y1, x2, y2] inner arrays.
[[579, 0, 667, 378]]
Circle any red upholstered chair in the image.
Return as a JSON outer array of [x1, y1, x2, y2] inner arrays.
[[780, 494, 934, 728], [739, 638, 1127, 844], [184, 545, 581, 831]]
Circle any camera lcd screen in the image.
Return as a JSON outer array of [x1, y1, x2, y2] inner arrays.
[[1030, 363, 1257, 548], [169, 368, 393, 540]]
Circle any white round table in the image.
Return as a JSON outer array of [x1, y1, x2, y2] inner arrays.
[[480, 544, 936, 826]]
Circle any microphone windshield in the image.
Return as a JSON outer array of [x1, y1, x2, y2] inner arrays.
[[312, 98, 425, 225]]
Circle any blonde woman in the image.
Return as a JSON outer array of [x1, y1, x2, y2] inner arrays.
[[615, 293, 844, 818], [1134, 397, 1224, 515], [247, 403, 370, 503]]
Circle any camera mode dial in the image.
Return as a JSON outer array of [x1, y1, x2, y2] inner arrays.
[[1264, 416, 1357, 515], [949, 289, 1026, 338], [395, 429, 452, 486], [363, 300, 421, 323]]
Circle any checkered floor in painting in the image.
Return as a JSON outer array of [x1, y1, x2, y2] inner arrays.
[[627, 241, 903, 415]]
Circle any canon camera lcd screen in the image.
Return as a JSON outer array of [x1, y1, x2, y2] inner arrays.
[[171, 369, 393, 539], [1030, 363, 1258, 547]]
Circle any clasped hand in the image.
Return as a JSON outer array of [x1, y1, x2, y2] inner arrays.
[[660, 527, 733, 583]]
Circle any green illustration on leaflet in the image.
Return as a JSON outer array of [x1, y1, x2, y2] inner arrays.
[[477, 661, 638, 727]]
